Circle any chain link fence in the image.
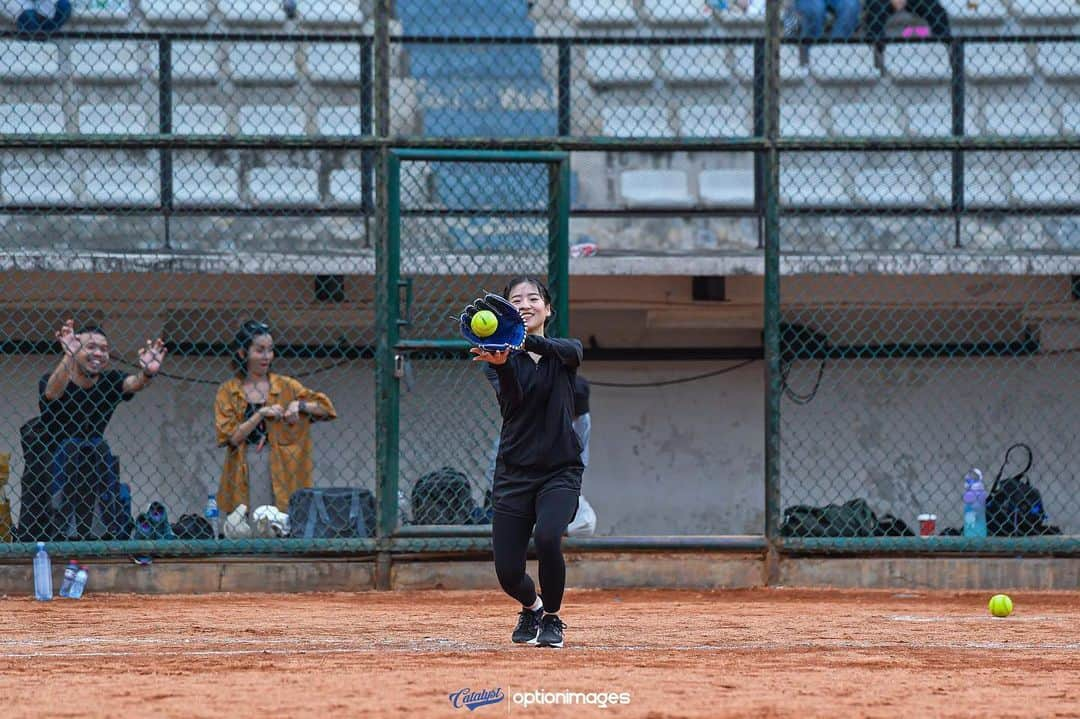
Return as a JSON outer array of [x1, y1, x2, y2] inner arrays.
[[0, 0, 1075, 556]]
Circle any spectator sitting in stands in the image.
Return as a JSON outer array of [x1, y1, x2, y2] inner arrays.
[[865, 0, 952, 68], [795, 0, 861, 40], [31, 320, 166, 540], [7, 0, 71, 36]]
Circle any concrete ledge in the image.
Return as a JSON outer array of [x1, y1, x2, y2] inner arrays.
[[392, 552, 767, 591], [4, 554, 1078, 595], [779, 556, 1080, 591]]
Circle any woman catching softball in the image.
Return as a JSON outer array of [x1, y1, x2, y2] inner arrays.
[[464, 276, 584, 648]]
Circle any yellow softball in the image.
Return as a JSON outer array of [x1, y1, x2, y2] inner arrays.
[[470, 310, 498, 338], [988, 594, 1013, 618]]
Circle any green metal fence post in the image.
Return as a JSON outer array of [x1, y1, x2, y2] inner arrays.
[[373, 0, 395, 590], [549, 156, 571, 338], [762, 0, 783, 584]]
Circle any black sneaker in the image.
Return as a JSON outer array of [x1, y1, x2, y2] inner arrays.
[[511, 608, 542, 644], [536, 613, 565, 648]]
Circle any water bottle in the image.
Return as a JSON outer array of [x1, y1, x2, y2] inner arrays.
[[963, 468, 988, 538], [33, 542, 52, 601], [59, 560, 79, 598], [205, 494, 220, 539], [69, 564, 88, 599]]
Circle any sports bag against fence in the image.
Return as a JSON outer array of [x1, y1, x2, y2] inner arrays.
[[781, 498, 892, 537], [985, 443, 1059, 537], [288, 487, 376, 539], [411, 467, 476, 525]]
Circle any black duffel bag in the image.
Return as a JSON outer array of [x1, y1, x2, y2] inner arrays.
[[288, 487, 376, 539]]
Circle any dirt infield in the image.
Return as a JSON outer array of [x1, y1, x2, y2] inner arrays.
[[3, 587, 1079, 718]]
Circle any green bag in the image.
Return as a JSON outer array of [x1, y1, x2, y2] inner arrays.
[[781, 498, 878, 537]]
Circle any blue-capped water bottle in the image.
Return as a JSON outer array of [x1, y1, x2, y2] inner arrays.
[[962, 468, 987, 537], [59, 560, 79, 598], [205, 493, 220, 539], [33, 542, 52, 601], [69, 564, 88, 599]]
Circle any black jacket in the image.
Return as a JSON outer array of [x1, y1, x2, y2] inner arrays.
[[485, 334, 583, 472]]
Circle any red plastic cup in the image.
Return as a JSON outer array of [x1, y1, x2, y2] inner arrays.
[[917, 513, 937, 537]]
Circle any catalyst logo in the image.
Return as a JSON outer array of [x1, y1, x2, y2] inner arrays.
[[448, 687, 506, 711]]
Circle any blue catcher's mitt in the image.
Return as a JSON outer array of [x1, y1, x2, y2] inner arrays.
[[459, 293, 525, 352]]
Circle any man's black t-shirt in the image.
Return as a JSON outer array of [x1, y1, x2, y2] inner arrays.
[[485, 334, 583, 472], [38, 369, 133, 441]]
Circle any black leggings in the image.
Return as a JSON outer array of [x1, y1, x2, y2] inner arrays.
[[492, 489, 579, 614]]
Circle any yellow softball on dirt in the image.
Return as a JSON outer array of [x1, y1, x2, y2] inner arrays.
[[470, 310, 498, 338], [988, 594, 1013, 618]]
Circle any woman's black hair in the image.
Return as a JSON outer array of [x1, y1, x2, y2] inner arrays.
[[231, 320, 272, 377], [501, 276, 553, 311]]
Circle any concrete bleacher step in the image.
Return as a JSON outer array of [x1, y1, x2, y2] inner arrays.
[[1010, 166, 1080, 204], [602, 105, 673, 137], [407, 46, 544, 80], [699, 169, 754, 206], [238, 105, 306, 135], [0, 104, 63, 134], [966, 43, 1033, 82], [318, 106, 364, 135], [1011, 0, 1080, 22], [979, 102, 1059, 136], [887, 44, 951, 83], [1037, 43, 1080, 81], [448, 224, 541, 251], [904, 102, 953, 137], [939, 0, 1006, 23], [733, 44, 806, 84], [173, 160, 241, 205], [299, 0, 365, 26], [659, 46, 733, 84], [78, 104, 151, 134], [83, 163, 159, 206], [829, 103, 904, 137], [229, 42, 299, 83], [329, 169, 366, 204], [852, 167, 933, 205], [678, 104, 752, 137], [1, 158, 76, 204], [809, 45, 879, 83], [569, 0, 637, 26], [780, 166, 849, 206], [72, 0, 131, 23], [142, 0, 212, 24], [619, 169, 694, 209], [248, 167, 320, 206], [174, 104, 229, 135], [220, 0, 287, 25], [0, 41, 60, 81], [780, 105, 826, 137], [585, 46, 655, 86], [432, 163, 548, 210], [423, 108, 556, 137], [306, 43, 365, 84], [172, 42, 221, 82], [640, 0, 710, 25], [71, 41, 145, 82]]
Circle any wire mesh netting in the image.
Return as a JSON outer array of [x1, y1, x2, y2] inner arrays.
[[394, 157, 558, 527]]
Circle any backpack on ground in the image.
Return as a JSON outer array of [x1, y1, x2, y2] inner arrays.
[[411, 467, 476, 525], [781, 498, 879, 537], [985, 443, 1059, 537], [288, 487, 376, 539]]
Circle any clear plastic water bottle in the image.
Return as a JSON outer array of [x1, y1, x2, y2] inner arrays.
[[205, 493, 220, 539], [33, 542, 52, 601], [59, 560, 79, 598], [69, 564, 88, 599], [963, 468, 988, 537]]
